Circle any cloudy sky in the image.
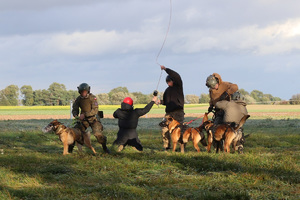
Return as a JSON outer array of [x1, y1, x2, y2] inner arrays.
[[1, 0, 300, 100]]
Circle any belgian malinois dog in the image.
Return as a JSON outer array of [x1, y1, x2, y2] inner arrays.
[[202, 113, 250, 153], [182, 126, 207, 152], [160, 115, 207, 153], [43, 120, 97, 155]]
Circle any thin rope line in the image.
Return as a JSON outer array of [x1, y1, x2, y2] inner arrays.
[[155, 0, 172, 66], [155, 70, 163, 91]]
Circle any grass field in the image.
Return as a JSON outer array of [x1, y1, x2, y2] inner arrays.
[[1, 104, 300, 119], [0, 105, 299, 199]]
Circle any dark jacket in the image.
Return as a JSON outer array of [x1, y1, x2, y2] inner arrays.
[[162, 68, 184, 113], [113, 101, 155, 147]]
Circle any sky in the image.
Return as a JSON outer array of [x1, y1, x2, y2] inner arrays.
[[1, 0, 300, 100]]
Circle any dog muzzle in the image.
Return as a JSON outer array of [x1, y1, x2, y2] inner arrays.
[[159, 118, 167, 127], [42, 124, 53, 133]]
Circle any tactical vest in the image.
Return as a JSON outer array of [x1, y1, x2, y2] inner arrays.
[[79, 96, 93, 114]]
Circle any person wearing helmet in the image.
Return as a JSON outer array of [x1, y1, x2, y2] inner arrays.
[[113, 95, 158, 152], [206, 73, 238, 124], [160, 65, 185, 151], [71, 83, 110, 153], [206, 74, 249, 153]]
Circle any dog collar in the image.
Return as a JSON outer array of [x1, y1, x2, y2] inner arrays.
[[56, 125, 65, 135]]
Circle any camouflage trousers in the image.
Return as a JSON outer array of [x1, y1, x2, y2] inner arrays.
[[74, 118, 107, 145], [162, 110, 185, 149], [69, 117, 110, 153]]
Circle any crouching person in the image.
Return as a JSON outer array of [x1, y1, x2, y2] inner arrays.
[[113, 96, 158, 152]]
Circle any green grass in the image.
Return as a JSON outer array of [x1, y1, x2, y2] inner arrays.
[[0, 118, 299, 200], [2, 104, 300, 120], [0, 104, 208, 116]]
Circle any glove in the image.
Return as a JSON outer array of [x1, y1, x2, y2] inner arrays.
[[220, 92, 230, 101], [208, 105, 214, 113]]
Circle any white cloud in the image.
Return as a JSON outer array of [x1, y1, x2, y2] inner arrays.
[[170, 18, 300, 55]]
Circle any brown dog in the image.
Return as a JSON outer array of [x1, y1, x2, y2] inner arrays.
[[182, 126, 207, 152], [160, 115, 206, 153], [42, 120, 97, 155], [202, 113, 250, 153]]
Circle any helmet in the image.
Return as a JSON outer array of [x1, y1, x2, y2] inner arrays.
[[166, 75, 173, 83], [77, 83, 90, 94], [123, 97, 133, 106], [206, 75, 218, 89], [231, 91, 242, 101]]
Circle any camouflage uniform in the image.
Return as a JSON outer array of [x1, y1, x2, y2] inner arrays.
[[72, 93, 109, 153]]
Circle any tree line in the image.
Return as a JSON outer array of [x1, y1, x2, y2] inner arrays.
[[0, 82, 298, 106]]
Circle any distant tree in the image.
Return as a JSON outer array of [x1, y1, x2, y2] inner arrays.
[[264, 94, 281, 102], [97, 93, 110, 105], [199, 93, 210, 103], [1, 85, 19, 106], [132, 92, 149, 104], [20, 85, 34, 106], [0, 90, 10, 106], [108, 87, 129, 97], [249, 90, 281, 104], [290, 94, 300, 105], [243, 95, 256, 104], [108, 87, 132, 105], [250, 90, 264, 103], [110, 92, 130, 105], [185, 94, 199, 104], [33, 89, 51, 105], [48, 82, 67, 105], [67, 90, 78, 104], [239, 88, 249, 96]]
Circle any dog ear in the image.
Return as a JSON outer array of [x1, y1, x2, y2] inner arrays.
[[203, 113, 208, 122]]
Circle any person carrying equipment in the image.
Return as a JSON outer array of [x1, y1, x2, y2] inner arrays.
[[71, 83, 110, 153], [206, 74, 249, 153], [206, 73, 239, 125]]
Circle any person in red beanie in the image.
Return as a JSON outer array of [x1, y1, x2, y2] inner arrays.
[[113, 95, 158, 152]]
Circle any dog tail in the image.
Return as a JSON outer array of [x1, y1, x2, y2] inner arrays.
[[234, 115, 250, 131]]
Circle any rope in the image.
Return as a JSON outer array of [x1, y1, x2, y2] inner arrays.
[[154, 0, 173, 92], [155, 70, 163, 91], [155, 0, 172, 66], [185, 114, 205, 125]]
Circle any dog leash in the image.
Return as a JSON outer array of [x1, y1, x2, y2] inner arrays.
[[185, 114, 205, 125]]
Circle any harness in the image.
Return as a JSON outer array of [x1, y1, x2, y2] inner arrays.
[[55, 124, 77, 140], [168, 124, 181, 135], [55, 125, 65, 135]]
